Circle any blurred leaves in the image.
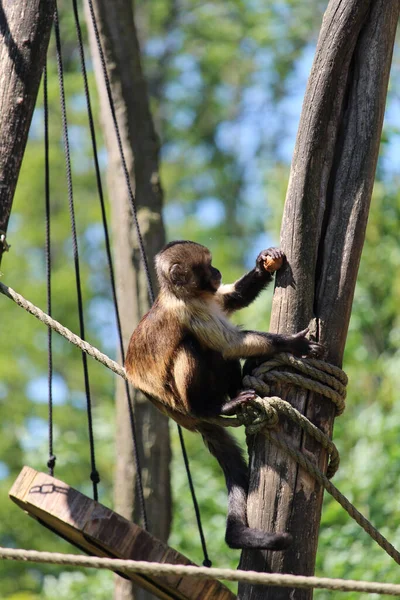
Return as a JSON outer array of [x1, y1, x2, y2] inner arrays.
[[2, 0, 400, 598]]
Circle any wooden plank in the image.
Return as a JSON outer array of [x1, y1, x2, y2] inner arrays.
[[9, 467, 235, 600]]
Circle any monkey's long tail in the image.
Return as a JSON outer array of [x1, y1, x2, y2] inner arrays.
[[197, 422, 292, 550]]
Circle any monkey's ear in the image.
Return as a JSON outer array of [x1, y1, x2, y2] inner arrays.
[[170, 263, 190, 286]]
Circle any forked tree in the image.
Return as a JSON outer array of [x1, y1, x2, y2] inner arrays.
[[239, 1, 400, 599]]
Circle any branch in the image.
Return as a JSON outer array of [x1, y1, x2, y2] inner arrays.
[[0, 0, 54, 261]]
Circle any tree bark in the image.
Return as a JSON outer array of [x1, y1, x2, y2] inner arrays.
[[85, 2, 171, 600], [0, 0, 54, 262], [239, 1, 400, 598]]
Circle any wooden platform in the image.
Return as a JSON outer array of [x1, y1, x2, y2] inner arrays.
[[10, 467, 236, 600]]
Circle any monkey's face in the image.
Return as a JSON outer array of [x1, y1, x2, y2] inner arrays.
[[156, 240, 221, 297]]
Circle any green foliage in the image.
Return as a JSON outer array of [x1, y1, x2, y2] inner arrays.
[[2, 0, 400, 597]]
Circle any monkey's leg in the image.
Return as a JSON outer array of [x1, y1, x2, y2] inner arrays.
[[197, 422, 292, 550]]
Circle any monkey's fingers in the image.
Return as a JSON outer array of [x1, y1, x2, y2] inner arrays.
[[262, 250, 285, 273], [292, 326, 309, 338], [265, 247, 285, 260]]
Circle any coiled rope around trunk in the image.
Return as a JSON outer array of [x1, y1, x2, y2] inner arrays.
[[1, 280, 400, 565]]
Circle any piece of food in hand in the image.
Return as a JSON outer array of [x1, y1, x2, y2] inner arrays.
[[263, 253, 284, 273]]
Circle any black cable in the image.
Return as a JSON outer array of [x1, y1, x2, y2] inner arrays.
[[85, 0, 154, 304], [178, 427, 212, 567], [54, 4, 100, 501], [44, 63, 56, 477], [71, 0, 148, 530], [85, 0, 210, 563]]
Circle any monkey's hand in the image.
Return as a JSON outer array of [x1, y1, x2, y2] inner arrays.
[[256, 247, 285, 274], [285, 327, 325, 358]]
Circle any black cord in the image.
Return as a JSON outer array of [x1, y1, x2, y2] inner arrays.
[[71, 0, 148, 530], [44, 63, 56, 477], [178, 427, 212, 567], [85, 0, 210, 563], [85, 0, 154, 304], [54, 4, 100, 500]]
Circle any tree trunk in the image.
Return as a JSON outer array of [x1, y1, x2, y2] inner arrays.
[[0, 0, 54, 262], [85, 2, 171, 600], [239, 1, 400, 599]]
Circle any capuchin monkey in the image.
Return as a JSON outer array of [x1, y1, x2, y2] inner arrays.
[[125, 240, 324, 550]]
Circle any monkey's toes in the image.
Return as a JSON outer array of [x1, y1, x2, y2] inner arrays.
[[221, 390, 258, 416]]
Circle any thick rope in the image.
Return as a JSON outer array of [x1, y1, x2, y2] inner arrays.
[[248, 352, 347, 414], [0, 281, 210, 561], [2, 282, 400, 565], [231, 395, 340, 478], [1, 547, 400, 595], [235, 354, 400, 565], [266, 428, 400, 564], [0, 282, 127, 379]]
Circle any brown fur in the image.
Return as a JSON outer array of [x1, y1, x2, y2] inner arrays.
[[125, 240, 323, 549]]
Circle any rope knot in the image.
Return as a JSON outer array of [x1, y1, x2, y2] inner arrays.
[[240, 353, 347, 479], [235, 396, 280, 435]]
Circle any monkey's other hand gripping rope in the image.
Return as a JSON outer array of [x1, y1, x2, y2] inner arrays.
[[232, 352, 400, 566], [241, 353, 347, 478]]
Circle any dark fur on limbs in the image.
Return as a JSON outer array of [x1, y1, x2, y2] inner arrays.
[[125, 240, 324, 550]]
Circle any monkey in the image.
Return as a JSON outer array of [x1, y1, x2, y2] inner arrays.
[[125, 240, 324, 550]]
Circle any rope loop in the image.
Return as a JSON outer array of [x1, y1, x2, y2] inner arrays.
[[239, 353, 347, 478], [235, 396, 280, 434], [245, 352, 347, 415]]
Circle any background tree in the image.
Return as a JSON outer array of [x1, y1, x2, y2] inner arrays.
[[85, 0, 171, 598]]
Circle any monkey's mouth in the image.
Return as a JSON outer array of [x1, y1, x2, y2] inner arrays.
[[210, 275, 222, 290]]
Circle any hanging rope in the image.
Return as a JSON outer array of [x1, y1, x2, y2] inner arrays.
[[43, 63, 56, 477], [54, 4, 100, 500], [84, 0, 210, 563], [2, 546, 400, 596], [71, 0, 147, 531]]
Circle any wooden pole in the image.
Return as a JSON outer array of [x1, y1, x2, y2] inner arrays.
[[0, 0, 54, 263], [238, 1, 400, 599], [85, 2, 171, 600]]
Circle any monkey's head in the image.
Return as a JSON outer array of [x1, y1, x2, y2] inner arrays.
[[156, 241, 222, 297]]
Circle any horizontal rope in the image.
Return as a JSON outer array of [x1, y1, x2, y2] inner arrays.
[[2, 281, 400, 567], [1, 546, 400, 595], [0, 281, 126, 379]]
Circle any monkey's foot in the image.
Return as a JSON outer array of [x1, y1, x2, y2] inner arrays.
[[226, 523, 292, 550], [221, 390, 258, 416]]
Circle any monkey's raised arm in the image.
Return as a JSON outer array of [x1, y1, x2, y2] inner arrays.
[[217, 247, 284, 314]]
